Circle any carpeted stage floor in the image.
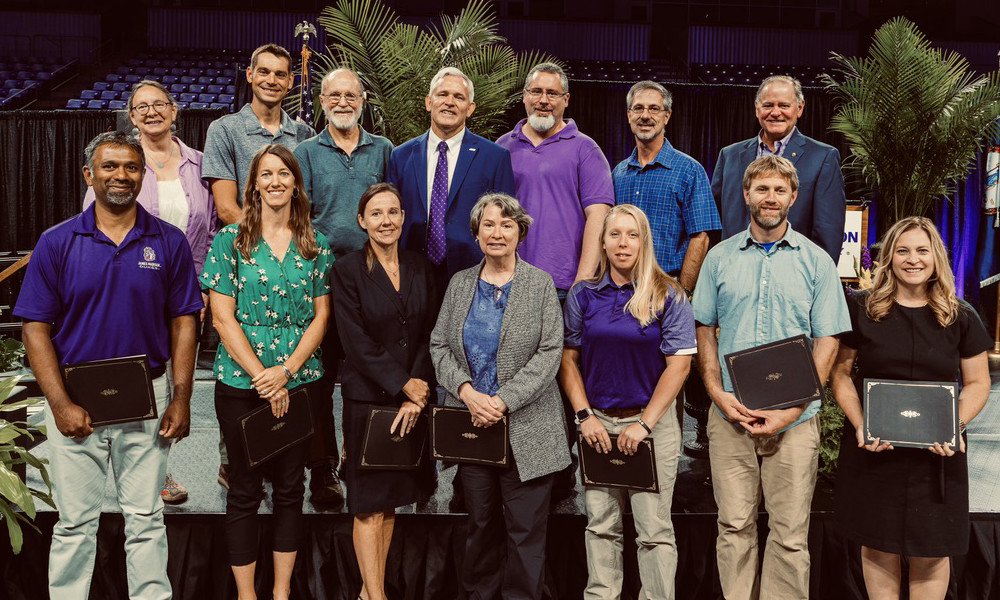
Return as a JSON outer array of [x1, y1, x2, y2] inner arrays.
[[3, 369, 999, 599]]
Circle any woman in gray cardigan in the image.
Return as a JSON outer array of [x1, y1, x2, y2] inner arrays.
[[430, 193, 570, 600]]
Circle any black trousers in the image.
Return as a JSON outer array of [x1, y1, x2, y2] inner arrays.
[[459, 462, 554, 600], [311, 316, 341, 467], [215, 381, 313, 566]]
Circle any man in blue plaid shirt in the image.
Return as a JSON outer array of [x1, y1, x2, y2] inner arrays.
[[612, 80, 722, 460], [612, 81, 720, 293]]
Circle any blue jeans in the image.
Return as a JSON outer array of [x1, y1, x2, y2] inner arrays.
[[45, 375, 171, 600]]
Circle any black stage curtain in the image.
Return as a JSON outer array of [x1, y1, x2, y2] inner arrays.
[[0, 109, 225, 252], [3, 512, 998, 600]]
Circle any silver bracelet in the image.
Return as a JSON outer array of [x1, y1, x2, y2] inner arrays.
[[281, 364, 293, 380]]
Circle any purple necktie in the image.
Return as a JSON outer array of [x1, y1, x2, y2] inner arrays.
[[428, 140, 449, 265]]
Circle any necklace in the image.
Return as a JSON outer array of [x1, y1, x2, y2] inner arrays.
[[147, 144, 175, 169], [379, 260, 399, 278], [481, 267, 515, 301]]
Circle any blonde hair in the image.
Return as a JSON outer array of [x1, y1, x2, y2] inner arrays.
[[236, 145, 318, 261], [592, 204, 685, 326], [865, 216, 959, 326]]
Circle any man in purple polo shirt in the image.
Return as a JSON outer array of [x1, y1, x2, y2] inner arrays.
[[497, 62, 613, 500], [15, 131, 203, 599], [497, 62, 613, 292]]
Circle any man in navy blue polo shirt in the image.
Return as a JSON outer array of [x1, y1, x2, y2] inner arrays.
[[15, 131, 203, 600]]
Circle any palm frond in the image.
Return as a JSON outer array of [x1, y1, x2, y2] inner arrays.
[[825, 16, 1000, 231]]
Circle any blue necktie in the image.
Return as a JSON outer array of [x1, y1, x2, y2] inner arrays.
[[428, 140, 449, 265]]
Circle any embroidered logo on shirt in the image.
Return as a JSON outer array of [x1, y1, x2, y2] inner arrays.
[[139, 246, 162, 270]]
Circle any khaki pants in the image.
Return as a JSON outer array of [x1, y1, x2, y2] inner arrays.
[[583, 409, 681, 600], [707, 409, 819, 600]]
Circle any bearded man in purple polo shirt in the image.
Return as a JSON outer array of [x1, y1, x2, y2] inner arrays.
[[497, 62, 614, 501], [15, 131, 203, 600]]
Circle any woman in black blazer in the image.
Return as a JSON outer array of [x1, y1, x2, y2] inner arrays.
[[331, 182, 437, 600]]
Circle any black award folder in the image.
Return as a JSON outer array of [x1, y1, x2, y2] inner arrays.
[[239, 387, 314, 469], [724, 335, 823, 411], [577, 433, 659, 493], [430, 406, 509, 466], [359, 406, 428, 470], [863, 379, 959, 449], [60, 355, 157, 426]]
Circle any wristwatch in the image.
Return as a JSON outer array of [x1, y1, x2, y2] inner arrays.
[[575, 407, 594, 423]]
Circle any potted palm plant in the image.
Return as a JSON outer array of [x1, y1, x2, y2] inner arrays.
[[822, 16, 1000, 235], [287, 0, 560, 144]]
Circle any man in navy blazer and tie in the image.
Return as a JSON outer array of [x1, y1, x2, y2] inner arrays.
[[387, 66, 516, 294], [711, 75, 846, 263]]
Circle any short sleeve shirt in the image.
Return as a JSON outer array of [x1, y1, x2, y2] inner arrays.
[[564, 272, 696, 410], [293, 126, 393, 257], [200, 224, 332, 389], [14, 204, 203, 370], [497, 119, 613, 289], [692, 224, 850, 427], [202, 103, 315, 200], [612, 139, 721, 273]]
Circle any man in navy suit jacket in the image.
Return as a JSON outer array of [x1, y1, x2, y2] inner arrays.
[[387, 67, 516, 287], [711, 75, 846, 263]]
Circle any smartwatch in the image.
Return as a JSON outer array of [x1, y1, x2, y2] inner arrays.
[[575, 407, 595, 423]]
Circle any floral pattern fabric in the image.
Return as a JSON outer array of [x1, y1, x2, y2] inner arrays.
[[201, 224, 332, 389]]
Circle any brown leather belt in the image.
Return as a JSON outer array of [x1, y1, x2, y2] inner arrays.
[[598, 407, 642, 418]]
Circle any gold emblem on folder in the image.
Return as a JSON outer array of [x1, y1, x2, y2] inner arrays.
[[766, 372, 781, 381], [100, 388, 118, 396], [901, 410, 921, 418], [610, 459, 625, 466], [462, 432, 478, 440], [271, 422, 285, 432]]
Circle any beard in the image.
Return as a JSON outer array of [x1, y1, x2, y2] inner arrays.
[[631, 121, 660, 142], [527, 113, 556, 133], [750, 203, 789, 229], [105, 191, 135, 206], [325, 106, 360, 131]]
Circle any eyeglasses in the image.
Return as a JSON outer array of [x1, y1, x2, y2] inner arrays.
[[628, 105, 666, 116], [131, 101, 172, 115], [320, 92, 361, 104], [524, 88, 566, 101]]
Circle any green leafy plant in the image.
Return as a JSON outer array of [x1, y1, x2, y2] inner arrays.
[[0, 375, 53, 554], [822, 17, 1000, 234], [0, 336, 25, 372], [288, 0, 560, 144], [817, 386, 845, 477]]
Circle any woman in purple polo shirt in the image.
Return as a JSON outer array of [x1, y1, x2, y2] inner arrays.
[[83, 79, 216, 505], [559, 203, 696, 598]]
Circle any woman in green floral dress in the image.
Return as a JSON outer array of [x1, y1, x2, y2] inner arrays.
[[201, 144, 331, 600]]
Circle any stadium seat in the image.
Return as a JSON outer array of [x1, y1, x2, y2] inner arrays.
[[86, 99, 108, 109], [81, 89, 98, 100], [218, 93, 234, 104], [112, 82, 129, 92], [162, 75, 178, 84], [3, 80, 19, 89], [93, 81, 110, 91], [153, 67, 168, 76], [207, 84, 224, 94], [216, 76, 234, 85], [66, 98, 85, 109], [109, 100, 127, 110], [188, 83, 205, 94], [125, 74, 140, 83], [198, 93, 217, 103], [179, 92, 197, 103], [225, 85, 235, 95], [100, 90, 118, 100], [106, 73, 121, 83], [180, 75, 195, 84], [210, 103, 230, 110], [190, 102, 210, 109], [170, 67, 186, 76]]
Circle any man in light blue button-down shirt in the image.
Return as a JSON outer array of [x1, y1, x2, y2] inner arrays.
[[692, 155, 849, 600]]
